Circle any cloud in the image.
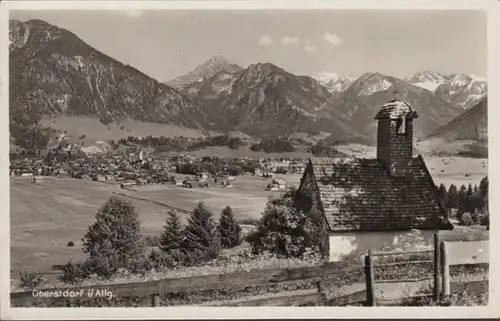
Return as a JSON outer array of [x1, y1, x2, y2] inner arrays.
[[281, 36, 300, 45], [322, 32, 342, 46], [257, 35, 273, 47], [304, 40, 318, 52]]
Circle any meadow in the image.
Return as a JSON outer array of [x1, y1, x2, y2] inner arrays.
[[10, 150, 488, 286], [10, 175, 286, 276]]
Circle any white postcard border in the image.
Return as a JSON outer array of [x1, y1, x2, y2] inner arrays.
[[1, 0, 499, 319]]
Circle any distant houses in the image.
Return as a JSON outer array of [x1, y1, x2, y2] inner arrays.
[[266, 178, 287, 191], [93, 174, 106, 182], [10, 141, 316, 197]]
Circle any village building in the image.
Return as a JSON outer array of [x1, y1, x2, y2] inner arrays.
[[120, 181, 136, 189], [267, 178, 287, 191], [93, 174, 106, 182], [170, 177, 184, 186], [297, 100, 453, 262], [197, 172, 209, 180], [254, 169, 263, 176], [32, 175, 44, 184]]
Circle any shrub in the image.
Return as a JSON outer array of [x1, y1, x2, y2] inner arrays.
[[479, 211, 489, 230], [181, 202, 221, 264], [147, 248, 188, 271], [247, 187, 328, 259], [58, 260, 90, 284], [67, 241, 75, 247], [460, 212, 474, 226], [81, 197, 146, 278], [144, 235, 159, 247], [19, 271, 47, 289], [218, 206, 242, 249]]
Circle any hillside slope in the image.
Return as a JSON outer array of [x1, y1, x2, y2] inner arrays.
[[9, 19, 214, 131], [425, 97, 487, 142]]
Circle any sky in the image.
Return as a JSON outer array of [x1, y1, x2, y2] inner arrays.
[[10, 9, 487, 82]]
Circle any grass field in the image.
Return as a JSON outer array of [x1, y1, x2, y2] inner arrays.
[[187, 146, 313, 158], [10, 175, 290, 275], [39, 116, 207, 143]]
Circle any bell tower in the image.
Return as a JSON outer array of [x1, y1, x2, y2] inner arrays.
[[375, 100, 419, 177]]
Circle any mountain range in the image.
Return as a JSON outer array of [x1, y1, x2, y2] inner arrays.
[[405, 70, 487, 109], [9, 19, 488, 149]]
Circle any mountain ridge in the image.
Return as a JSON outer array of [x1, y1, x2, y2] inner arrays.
[[425, 97, 487, 142], [165, 55, 243, 90], [9, 19, 216, 132]]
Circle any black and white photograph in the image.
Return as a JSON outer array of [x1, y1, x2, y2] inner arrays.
[[1, 0, 498, 318]]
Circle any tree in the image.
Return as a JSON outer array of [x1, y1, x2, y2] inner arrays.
[[457, 185, 467, 219], [480, 211, 489, 230], [247, 187, 328, 259], [464, 183, 475, 214], [182, 202, 221, 264], [438, 183, 448, 206], [479, 176, 489, 210], [81, 197, 146, 278], [159, 210, 184, 259], [218, 206, 242, 248], [446, 184, 458, 217], [10, 122, 52, 155]]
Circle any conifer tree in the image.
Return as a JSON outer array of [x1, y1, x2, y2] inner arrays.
[[159, 210, 184, 255], [218, 206, 242, 248], [446, 184, 458, 212], [438, 183, 448, 206], [457, 185, 467, 219], [479, 176, 489, 210], [182, 202, 221, 263], [465, 183, 474, 214], [82, 197, 145, 278]]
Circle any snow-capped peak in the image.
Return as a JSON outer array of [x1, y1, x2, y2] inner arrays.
[[405, 70, 447, 92], [313, 72, 354, 93], [314, 72, 343, 83]]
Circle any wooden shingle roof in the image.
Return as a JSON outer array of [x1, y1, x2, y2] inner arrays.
[[308, 156, 452, 232], [375, 100, 419, 119]]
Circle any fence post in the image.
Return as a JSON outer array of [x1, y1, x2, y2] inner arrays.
[[365, 250, 376, 306], [433, 233, 441, 301], [440, 241, 450, 299], [316, 280, 328, 305], [151, 294, 160, 307]]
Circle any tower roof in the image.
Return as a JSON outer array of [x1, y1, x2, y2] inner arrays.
[[375, 99, 419, 120]]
